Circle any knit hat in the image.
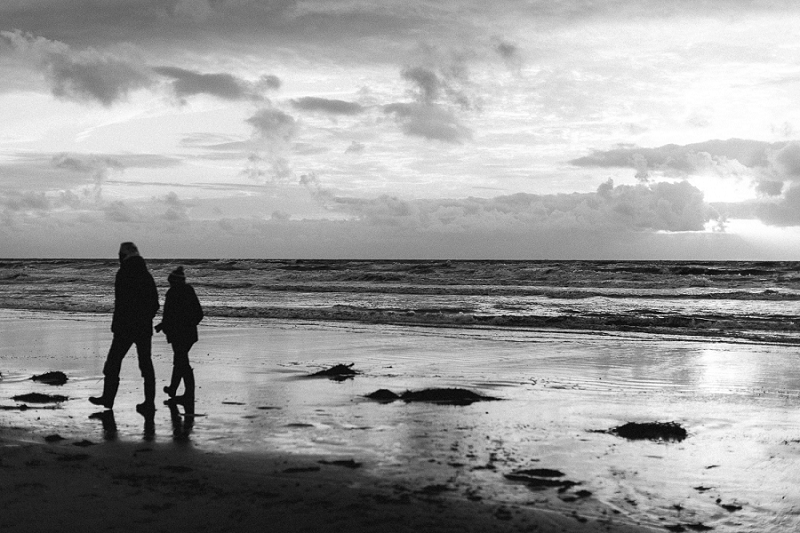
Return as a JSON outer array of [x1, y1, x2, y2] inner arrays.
[[168, 266, 186, 282], [118, 242, 140, 261]]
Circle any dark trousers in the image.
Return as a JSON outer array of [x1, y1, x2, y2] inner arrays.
[[103, 333, 156, 403], [167, 341, 195, 399]]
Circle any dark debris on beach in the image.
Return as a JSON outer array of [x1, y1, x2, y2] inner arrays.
[[365, 388, 500, 405], [608, 421, 688, 442], [31, 371, 68, 385], [665, 523, 715, 532], [12, 393, 69, 404], [318, 459, 362, 469], [309, 363, 360, 381], [504, 467, 581, 492]]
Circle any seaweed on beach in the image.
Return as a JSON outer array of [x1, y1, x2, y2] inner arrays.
[[608, 421, 688, 442], [309, 363, 359, 381], [504, 468, 580, 491], [318, 459, 362, 469], [365, 389, 400, 402], [12, 393, 68, 404], [365, 388, 499, 405], [31, 371, 68, 385], [401, 388, 499, 405], [665, 523, 714, 532]]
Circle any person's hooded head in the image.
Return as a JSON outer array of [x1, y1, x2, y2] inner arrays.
[[168, 265, 186, 286], [118, 242, 140, 265]]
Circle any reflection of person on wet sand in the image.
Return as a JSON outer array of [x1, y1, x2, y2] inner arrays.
[[155, 266, 203, 407], [168, 402, 194, 442], [89, 242, 160, 415], [88, 410, 118, 441]]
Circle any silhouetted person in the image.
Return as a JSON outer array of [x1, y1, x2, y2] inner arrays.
[[156, 266, 203, 406], [89, 242, 159, 415]]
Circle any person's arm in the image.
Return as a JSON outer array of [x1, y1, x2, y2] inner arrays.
[[148, 274, 160, 319], [190, 286, 203, 325]]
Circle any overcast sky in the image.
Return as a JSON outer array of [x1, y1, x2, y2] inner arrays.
[[3, 0, 800, 259]]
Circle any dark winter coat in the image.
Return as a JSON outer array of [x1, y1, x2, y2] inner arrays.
[[111, 255, 159, 338], [160, 282, 203, 346]]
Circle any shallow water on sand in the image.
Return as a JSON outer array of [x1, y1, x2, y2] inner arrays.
[[1, 310, 799, 532]]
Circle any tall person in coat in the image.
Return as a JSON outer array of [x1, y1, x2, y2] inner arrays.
[[90, 242, 160, 415], [156, 266, 203, 406]]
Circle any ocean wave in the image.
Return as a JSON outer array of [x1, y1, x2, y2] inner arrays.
[[2, 297, 797, 345], [3, 258, 800, 345]]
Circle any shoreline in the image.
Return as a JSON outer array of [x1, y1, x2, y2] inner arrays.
[[1, 307, 797, 349]]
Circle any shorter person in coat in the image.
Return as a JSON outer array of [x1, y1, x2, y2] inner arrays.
[[155, 266, 203, 405]]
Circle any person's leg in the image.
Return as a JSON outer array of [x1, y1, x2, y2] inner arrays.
[[134, 335, 156, 413], [172, 342, 195, 404], [164, 344, 183, 397], [89, 335, 132, 409]]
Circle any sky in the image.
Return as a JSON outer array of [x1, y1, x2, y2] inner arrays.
[[3, 0, 800, 259]]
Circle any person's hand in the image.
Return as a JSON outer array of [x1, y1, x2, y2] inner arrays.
[[154, 323, 163, 333]]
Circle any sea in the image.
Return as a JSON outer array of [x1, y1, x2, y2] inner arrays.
[[1, 258, 799, 344]]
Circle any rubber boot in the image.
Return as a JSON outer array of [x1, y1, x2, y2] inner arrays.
[[184, 368, 195, 402], [164, 367, 180, 398], [136, 377, 156, 415], [89, 377, 119, 409], [173, 368, 195, 406]]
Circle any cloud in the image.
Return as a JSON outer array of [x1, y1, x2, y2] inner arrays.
[[755, 180, 784, 196], [384, 102, 471, 144], [570, 138, 800, 196], [345, 141, 365, 154], [570, 139, 781, 173], [331, 179, 710, 233], [495, 40, 518, 60], [246, 107, 297, 141], [494, 39, 522, 70], [0, 30, 153, 106], [153, 66, 279, 102], [52, 153, 124, 196], [290, 96, 364, 115], [244, 107, 298, 182], [298, 171, 334, 206], [104, 200, 139, 222], [159, 191, 189, 221], [755, 185, 800, 226], [402, 66, 441, 104], [1, 30, 281, 106], [0, 191, 51, 212], [768, 142, 800, 179], [401, 57, 476, 110], [381, 53, 480, 143]]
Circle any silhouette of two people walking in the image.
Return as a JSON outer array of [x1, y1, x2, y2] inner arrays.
[[89, 242, 203, 417]]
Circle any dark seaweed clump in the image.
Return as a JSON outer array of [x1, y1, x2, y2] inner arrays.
[[31, 371, 68, 385], [504, 468, 580, 491], [365, 388, 499, 405], [609, 421, 688, 442], [309, 364, 359, 381], [12, 393, 68, 403], [365, 389, 400, 402]]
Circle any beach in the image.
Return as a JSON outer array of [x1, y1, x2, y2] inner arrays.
[[2, 310, 799, 532]]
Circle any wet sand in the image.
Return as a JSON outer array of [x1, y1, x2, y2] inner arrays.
[[2, 310, 799, 532]]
